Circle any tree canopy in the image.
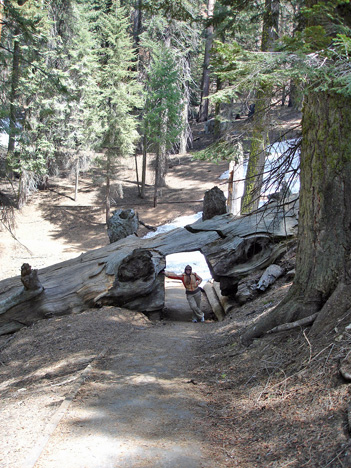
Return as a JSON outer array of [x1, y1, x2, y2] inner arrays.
[[1, 0, 351, 341]]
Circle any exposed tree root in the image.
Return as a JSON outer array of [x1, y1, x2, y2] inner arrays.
[[266, 312, 318, 334], [241, 278, 351, 346], [240, 285, 320, 346], [310, 281, 351, 338]]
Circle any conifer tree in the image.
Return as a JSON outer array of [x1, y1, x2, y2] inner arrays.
[[142, 45, 183, 206], [91, 0, 142, 222]]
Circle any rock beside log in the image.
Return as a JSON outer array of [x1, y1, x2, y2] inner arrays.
[[236, 278, 259, 305]]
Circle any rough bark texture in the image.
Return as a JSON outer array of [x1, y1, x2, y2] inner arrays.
[[202, 186, 227, 220], [241, 91, 351, 345], [107, 209, 139, 244], [198, 0, 216, 122], [241, 0, 279, 214], [0, 201, 298, 335], [241, 92, 269, 213]]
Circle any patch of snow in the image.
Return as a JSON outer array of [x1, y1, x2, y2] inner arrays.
[[143, 212, 211, 285]]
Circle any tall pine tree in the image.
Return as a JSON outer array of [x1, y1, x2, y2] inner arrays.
[[91, 0, 142, 222]]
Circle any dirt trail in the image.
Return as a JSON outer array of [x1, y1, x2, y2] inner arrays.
[[2, 286, 221, 468], [33, 324, 214, 468]]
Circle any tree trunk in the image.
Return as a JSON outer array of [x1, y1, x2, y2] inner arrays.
[[241, 88, 270, 213], [198, 0, 216, 123], [7, 33, 21, 168], [241, 90, 351, 344], [241, 0, 280, 214], [74, 158, 79, 201], [134, 153, 141, 197], [141, 135, 147, 199], [17, 169, 28, 209], [0, 0, 4, 42], [228, 153, 244, 216], [0, 202, 298, 335], [132, 0, 142, 47], [153, 147, 160, 207], [105, 174, 111, 223], [179, 57, 191, 154]]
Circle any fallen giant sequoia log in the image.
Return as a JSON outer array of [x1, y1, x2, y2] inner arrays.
[[0, 198, 298, 335]]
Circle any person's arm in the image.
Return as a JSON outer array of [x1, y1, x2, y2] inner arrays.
[[194, 272, 202, 285], [164, 271, 183, 281]]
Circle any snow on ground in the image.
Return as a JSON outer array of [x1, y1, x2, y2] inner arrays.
[[264, 139, 300, 195], [143, 212, 212, 285]]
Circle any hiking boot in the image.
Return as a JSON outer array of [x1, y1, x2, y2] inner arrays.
[[192, 319, 198, 323]]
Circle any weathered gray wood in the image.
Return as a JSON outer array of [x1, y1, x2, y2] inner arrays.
[[257, 264, 285, 291], [212, 281, 236, 316], [0, 198, 298, 335], [203, 283, 225, 321]]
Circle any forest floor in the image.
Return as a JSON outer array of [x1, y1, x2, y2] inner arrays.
[[1, 108, 351, 467]]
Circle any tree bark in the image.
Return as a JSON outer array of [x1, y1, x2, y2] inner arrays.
[[0, 0, 4, 42], [141, 135, 147, 199], [241, 0, 280, 214], [241, 90, 351, 345], [74, 158, 79, 201], [0, 202, 298, 335], [179, 57, 191, 154], [105, 174, 111, 223], [241, 88, 270, 213], [198, 0, 216, 123], [7, 32, 21, 159]]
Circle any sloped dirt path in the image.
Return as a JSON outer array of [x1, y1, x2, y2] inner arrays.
[[33, 321, 216, 468], [0, 286, 222, 468]]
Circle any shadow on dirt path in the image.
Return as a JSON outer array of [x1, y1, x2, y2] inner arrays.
[[17, 284, 219, 468], [29, 321, 219, 468]]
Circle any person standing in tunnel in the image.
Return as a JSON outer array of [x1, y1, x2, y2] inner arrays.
[[164, 265, 205, 323]]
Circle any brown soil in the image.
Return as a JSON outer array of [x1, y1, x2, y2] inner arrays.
[[1, 111, 351, 467]]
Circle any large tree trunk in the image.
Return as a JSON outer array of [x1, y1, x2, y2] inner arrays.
[[241, 90, 351, 344]]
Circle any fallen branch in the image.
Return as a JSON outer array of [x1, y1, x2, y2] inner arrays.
[[139, 220, 157, 231], [266, 313, 319, 334]]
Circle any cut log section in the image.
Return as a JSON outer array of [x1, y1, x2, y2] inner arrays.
[[203, 283, 225, 321]]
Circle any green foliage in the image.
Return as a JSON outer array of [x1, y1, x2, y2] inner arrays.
[[279, 25, 333, 52], [141, 0, 201, 22], [90, 1, 142, 176], [195, 140, 244, 164], [143, 45, 183, 152], [213, 0, 263, 49], [210, 1, 351, 108]]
